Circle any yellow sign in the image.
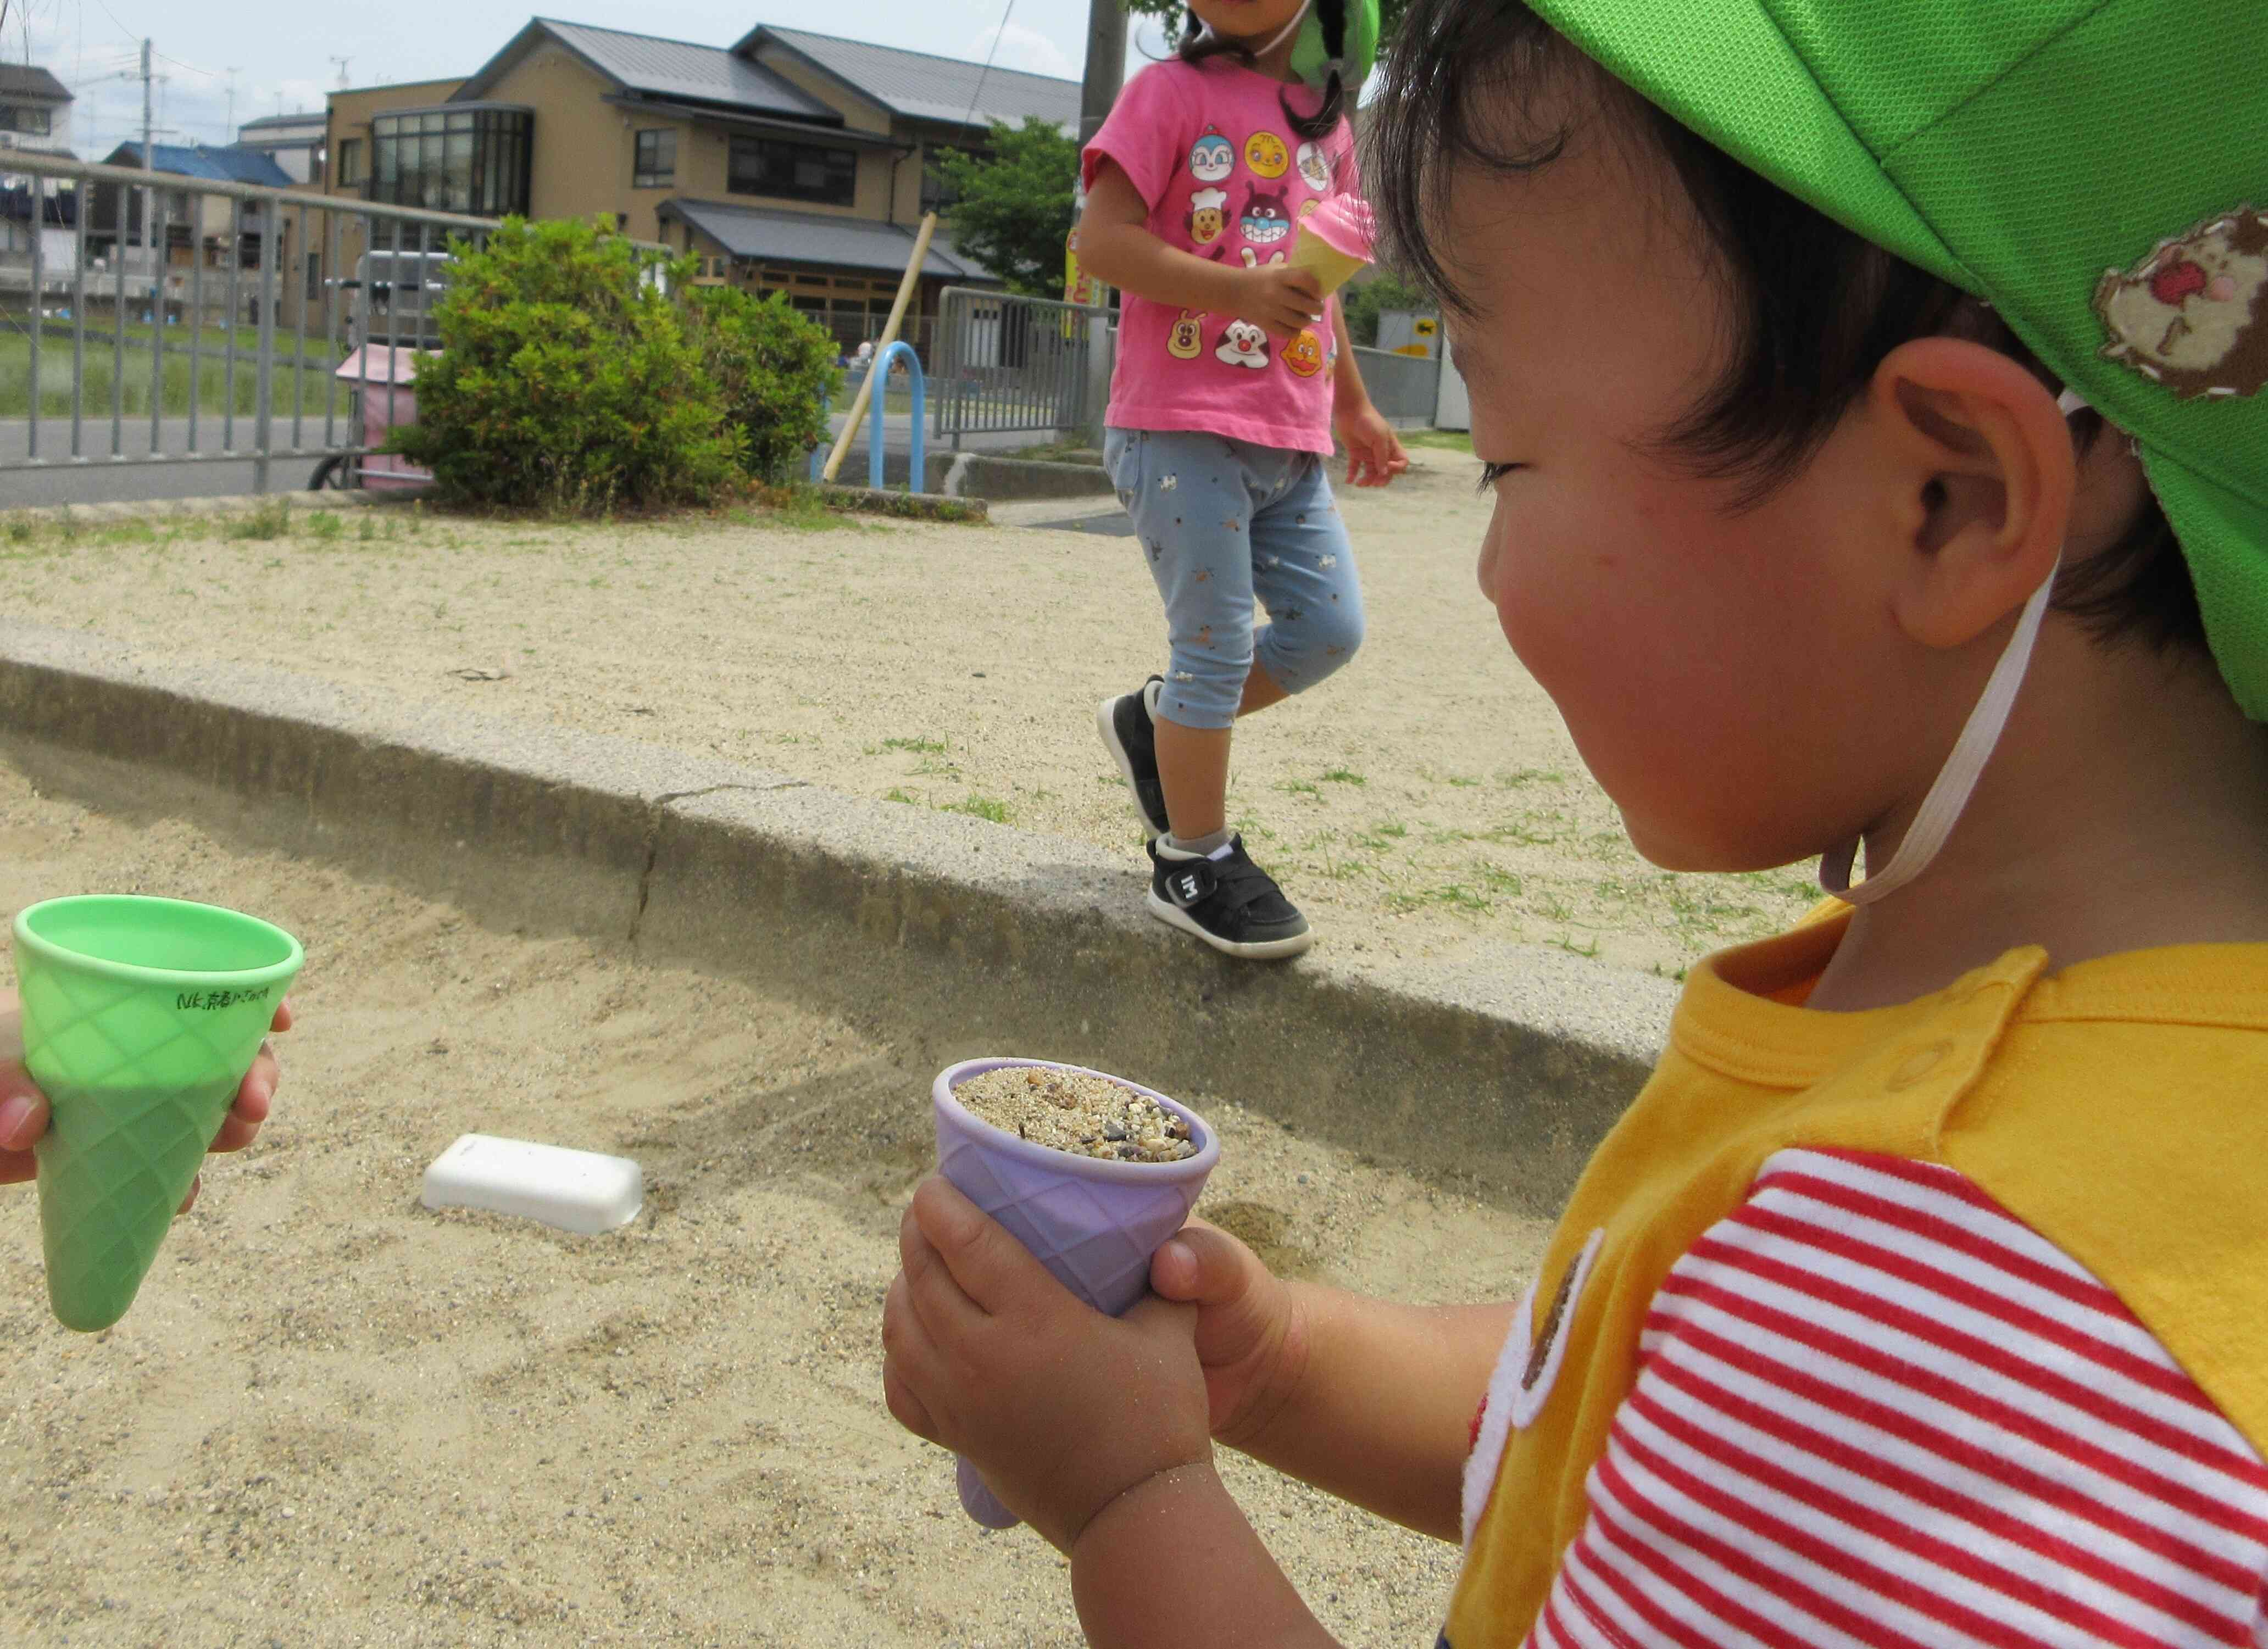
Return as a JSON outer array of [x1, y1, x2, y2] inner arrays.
[[1414, 317, 1439, 337]]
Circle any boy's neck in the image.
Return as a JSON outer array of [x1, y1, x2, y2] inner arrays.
[[1806, 629, 2268, 1012]]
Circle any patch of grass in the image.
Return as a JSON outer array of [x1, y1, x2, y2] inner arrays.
[[881, 736, 948, 755], [882, 787, 919, 805], [1402, 428, 1476, 454], [1387, 883, 1494, 916], [941, 793, 1011, 824], [301, 510, 344, 543], [1276, 778, 1322, 798], [1474, 865, 1525, 896], [1550, 933, 1604, 959], [1353, 822, 1408, 852], [222, 498, 292, 542], [1320, 766, 1367, 787], [1498, 767, 1566, 789]]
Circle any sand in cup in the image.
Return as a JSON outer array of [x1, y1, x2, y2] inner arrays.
[[15, 895, 302, 1332], [931, 1057, 1220, 1528]]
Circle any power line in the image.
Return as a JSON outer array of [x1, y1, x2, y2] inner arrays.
[[959, 0, 1016, 135]]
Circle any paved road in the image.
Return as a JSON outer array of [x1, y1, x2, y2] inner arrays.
[[0, 415, 339, 509], [1, 414, 1069, 509]]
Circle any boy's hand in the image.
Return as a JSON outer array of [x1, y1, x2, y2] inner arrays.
[[1335, 402, 1410, 489], [882, 1176, 1214, 1552], [0, 995, 293, 1213], [1148, 1218, 1309, 1448], [1232, 263, 1326, 339]]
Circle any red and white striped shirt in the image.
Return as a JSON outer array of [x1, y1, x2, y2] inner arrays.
[[1481, 1149, 2268, 1649]]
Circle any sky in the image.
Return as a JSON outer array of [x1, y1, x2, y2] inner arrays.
[[3, 0, 1176, 157]]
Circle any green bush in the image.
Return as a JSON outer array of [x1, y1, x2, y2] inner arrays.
[[387, 217, 832, 511], [683, 284, 841, 484]]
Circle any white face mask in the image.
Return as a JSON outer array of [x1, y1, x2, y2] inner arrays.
[[1817, 387, 2091, 905]]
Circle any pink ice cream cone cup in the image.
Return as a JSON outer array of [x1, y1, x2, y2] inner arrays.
[[1289, 196, 1376, 296], [931, 1056, 1220, 1529]]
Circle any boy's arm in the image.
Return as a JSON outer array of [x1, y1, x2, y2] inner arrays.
[[1232, 1285, 1514, 1540], [1070, 1463, 1337, 1649], [1153, 1222, 1511, 1541]]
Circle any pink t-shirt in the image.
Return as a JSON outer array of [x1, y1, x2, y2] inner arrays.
[[1083, 58, 1359, 456]]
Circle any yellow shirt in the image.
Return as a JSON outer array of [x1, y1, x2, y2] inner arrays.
[[1444, 912, 2268, 1646]]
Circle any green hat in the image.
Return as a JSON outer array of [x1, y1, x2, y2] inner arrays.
[[1292, 0, 1381, 92], [1524, 0, 2268, 717]]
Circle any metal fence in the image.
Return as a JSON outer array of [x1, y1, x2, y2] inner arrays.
[[930, 285, 1111, 450], [1349, 345, 1442, 430], [1, 148, 497, 495]]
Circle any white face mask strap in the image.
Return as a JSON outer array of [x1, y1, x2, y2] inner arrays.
[[1206, 0, 1313, 58], [1819, 558, 2061, 904]]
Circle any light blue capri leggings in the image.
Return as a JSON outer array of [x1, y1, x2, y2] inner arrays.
[[1104, 427, 1366, 731]]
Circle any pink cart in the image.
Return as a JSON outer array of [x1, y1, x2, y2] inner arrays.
[[308, 343, 432, 493]]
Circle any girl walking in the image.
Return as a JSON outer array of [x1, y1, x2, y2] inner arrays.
[[1080, 0, 1405, 960]]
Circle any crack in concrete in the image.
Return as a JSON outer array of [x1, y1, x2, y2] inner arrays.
[[629, 780, 811, 945]]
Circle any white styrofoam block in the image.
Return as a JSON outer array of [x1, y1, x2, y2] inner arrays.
[[420, 1134, 643, 1235]]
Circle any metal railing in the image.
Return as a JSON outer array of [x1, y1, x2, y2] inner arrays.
[[1, 148, 497, 495], [930, 285, 1111, 450], [1349, 345, 1442, 430]]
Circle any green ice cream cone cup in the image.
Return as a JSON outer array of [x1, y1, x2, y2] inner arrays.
[[13, 895, 302, 1332]]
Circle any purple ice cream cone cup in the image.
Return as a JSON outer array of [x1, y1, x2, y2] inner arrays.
[[931, 1056, 1220, 1529]]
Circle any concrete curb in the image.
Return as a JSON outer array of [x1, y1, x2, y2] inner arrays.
[[938, 453, 1118, 502], [0, 620, 1673, 1211], [0, 488, 424, 530]]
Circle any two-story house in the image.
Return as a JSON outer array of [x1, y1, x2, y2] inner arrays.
[[323, 18, 1079, 357], [234, 110, 329, 186], [91, 143, 299, 321], [0, 65, 78, 295]]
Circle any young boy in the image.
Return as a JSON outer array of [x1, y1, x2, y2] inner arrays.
[[882, 3, 2268, 1645]]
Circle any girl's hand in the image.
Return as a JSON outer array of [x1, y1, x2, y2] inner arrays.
[[1335, 402, 1410, 488], [1233, 263, 1327, 339], [882, 1176, 1214, 1552], [0, 996, 293, 1213], [1149, 1217, 1310, 1447]]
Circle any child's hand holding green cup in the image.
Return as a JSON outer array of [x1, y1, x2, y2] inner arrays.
[[9, 895, 302, 1331]]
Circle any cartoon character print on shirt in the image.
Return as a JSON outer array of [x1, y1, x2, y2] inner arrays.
[[1216, 319, 1269, 370], [1244, 130, 1289, 180], [1240, 185, 1293, 251], [1186, 187, 1230, 255], [1282, 328, 1325, 378], [1166, 310, 1208, 361], [1458, 1228, 1606, 1550], [1189, 126, 1235, 185], [2094, 205, 2268, 399], [1296, 140, 1332, 194]]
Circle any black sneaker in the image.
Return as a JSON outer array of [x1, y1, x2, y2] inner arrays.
[[1146, 837, 1314, 960], [1098, 676, 1171, 839]]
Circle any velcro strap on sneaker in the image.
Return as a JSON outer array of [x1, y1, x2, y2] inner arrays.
[[1160, 860, 1219, 909]]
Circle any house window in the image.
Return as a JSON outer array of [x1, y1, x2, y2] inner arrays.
[[921, 143, 977, 216], [305, 249, 322, 300], [727, 137, 856, 208], [635, 129, 675, 188], [336, 138, 364, 188], [369, 107, 530, 218], [0, 104, 52, 136]]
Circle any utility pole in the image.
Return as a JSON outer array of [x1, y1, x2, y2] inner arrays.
[[225, 67, 240, 141], [1078, 0, 1128, 145], [139, 38, 153, 170]]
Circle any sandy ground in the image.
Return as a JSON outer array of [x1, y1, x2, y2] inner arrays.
[[0, 761, 1552, 1646], [0, 458, 1816, 976]]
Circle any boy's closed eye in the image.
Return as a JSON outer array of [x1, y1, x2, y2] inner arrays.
[[1476, 461, 1524, 493]]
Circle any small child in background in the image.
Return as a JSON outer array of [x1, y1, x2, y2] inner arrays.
[[885, 0, 2268, 1644], [1079, 0, 1407, 961]]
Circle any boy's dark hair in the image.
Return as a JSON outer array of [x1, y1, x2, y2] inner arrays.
[[1369, 0, 2203, 658], [1178, 2, 1349, 148]]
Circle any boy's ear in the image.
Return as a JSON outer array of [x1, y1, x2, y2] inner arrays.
[[1866, 337, 2077, 652]]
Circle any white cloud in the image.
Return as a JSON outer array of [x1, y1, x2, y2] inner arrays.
[[971, 21, 1077, 80]]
